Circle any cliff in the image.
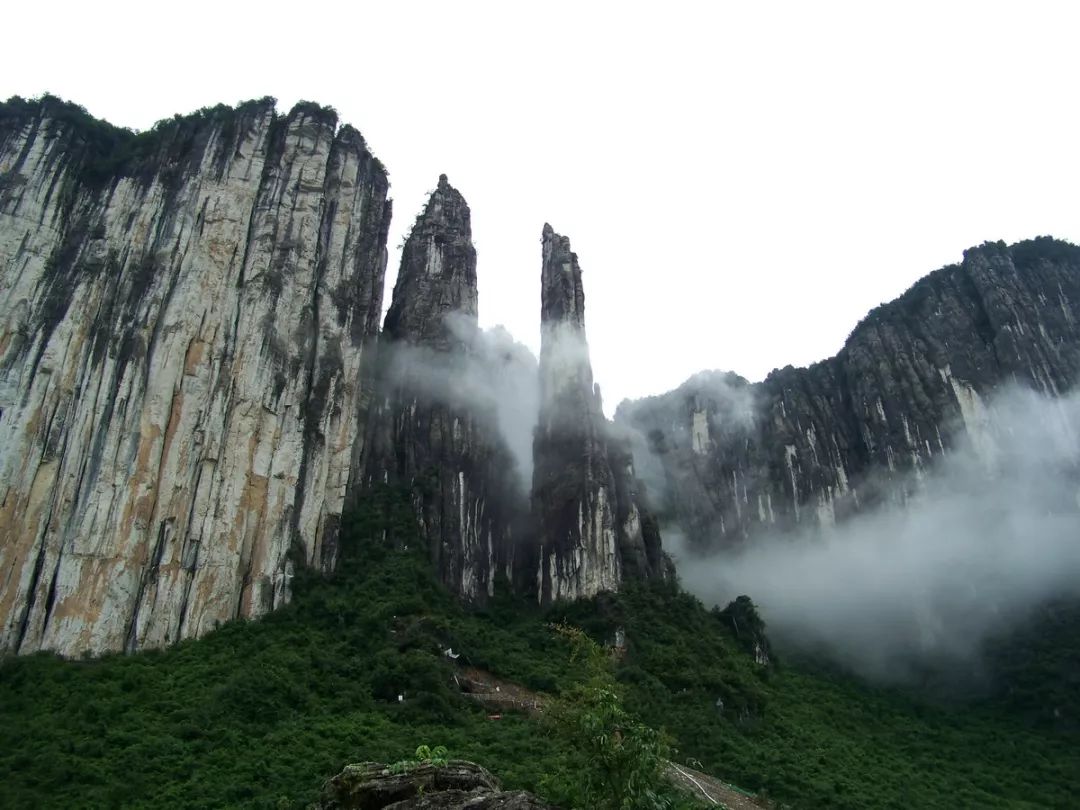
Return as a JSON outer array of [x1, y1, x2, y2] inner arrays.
[[361, 175, 525, 600], [0, 96, 391, 655], [532, 225, 668, 602], [617, 238, 1080, 549], [6, 95, 1076, 656]]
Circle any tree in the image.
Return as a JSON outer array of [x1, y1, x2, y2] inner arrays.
[[544, 624, 688, 810]]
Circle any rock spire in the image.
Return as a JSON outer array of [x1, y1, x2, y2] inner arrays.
[[531, 225, 668, 602], [362, 177, 525, 600]]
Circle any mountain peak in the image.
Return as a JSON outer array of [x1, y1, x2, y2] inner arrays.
[[383, 177, 477, 344]]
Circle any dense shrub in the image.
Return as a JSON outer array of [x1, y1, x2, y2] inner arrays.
[[0, 485, 1076, 808]]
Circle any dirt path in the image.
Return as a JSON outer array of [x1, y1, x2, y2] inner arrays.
[[665, 762, 765, 809], [454, 666, 547, 715], [452, 665, 766, 808]]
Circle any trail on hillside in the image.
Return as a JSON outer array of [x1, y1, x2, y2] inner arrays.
[[453, 664, 767, 809]]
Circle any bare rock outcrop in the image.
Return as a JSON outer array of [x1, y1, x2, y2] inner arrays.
[[0, 96, 391, 655], [316, 760, 557, 809], [361, 176, 526, 600]]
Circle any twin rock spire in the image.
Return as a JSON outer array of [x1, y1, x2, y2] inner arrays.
[[364, 177, 669, 603]]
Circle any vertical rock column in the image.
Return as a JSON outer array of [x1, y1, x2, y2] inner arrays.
[[531, 224, 622, 602], [362, 176, 523, 600]]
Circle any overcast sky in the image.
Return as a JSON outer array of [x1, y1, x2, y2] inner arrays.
[[4, 1, 1079, 412]]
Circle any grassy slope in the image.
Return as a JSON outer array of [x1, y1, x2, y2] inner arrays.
[[0, 487, 1076, 809]]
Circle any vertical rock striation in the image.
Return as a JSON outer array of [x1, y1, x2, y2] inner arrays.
[[0, 96, 391, 655], [532, 225, 667, 602], [617, 238, 1080, 550], [363, 176, 524, 600]]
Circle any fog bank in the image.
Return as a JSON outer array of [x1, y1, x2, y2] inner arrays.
[[667, 386, 1080, 684], [384, 314, 540, 484]]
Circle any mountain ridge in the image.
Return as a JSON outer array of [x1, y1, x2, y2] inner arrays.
[[3, 94, 1080, 659], [617, 236, 1080, 549]]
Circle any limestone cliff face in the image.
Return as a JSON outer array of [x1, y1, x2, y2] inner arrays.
[[18, 97, 1073, 654], [532, 225, 667, 602], [0, 97, 391, 655], [363, 176, 523, 600], [618, 238, 1080, 549]]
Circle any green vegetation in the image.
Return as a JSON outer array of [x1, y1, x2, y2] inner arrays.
[[0, 94, 295, 188], [388, 744, 450, 774], [0, 486, 1076, 808], [842, 235, 1080, 348], [0, 487, 598, 809], [608, 585, 1078, 809], [542, 624, 690, 809]]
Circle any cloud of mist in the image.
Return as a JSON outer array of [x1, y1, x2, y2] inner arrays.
[[538, 323, 594, 395], [613, 369, 758, 514], [384, 312, 539, 484], [666, 386, 1080, 685], [685, 370, 758, 433]]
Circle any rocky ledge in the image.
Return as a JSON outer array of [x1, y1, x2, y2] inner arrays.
[[315, 760, 557, 809]]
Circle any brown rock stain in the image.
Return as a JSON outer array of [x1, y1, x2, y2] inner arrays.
[[236, 468, 270, 617], [47, 554, 131, 653], [120, 422, 162, 542], [183, 339, 207, 376]]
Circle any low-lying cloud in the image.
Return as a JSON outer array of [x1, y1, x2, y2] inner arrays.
[[384, 312, 540, 484], [667, 386, 1080, 685]]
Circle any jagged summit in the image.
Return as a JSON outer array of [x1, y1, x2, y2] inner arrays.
[[362, 181, 523, 602], [383, 176, 477, 347], [539, 224, 586, 331], [619, 236, 1080, 551]]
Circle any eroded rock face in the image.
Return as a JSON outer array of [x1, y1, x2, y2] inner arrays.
[[618, 238, 1080, 550], [0, 97, 391, 655], [362, 176, 525, 600], [317, 760, 558, 809], [532, 225, 667, 602], [383, 175, 478, 347]]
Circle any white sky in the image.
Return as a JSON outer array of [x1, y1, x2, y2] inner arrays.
[[4, 1, 1079, 413]]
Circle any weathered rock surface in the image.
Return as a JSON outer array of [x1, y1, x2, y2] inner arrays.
[[532, 225, 668, 602], [362, 176, 524, 600], [382, 175, 478, 348], [618, 238, 1080, 550], [16, 95, 1076, 657], [0, 96, 391, 655], [317, 760, 557, 809]]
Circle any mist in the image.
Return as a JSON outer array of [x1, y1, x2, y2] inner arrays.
[[613, 369, 758, 512], [384, 313, 540, 484], [666, 386, 1080, 685]]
